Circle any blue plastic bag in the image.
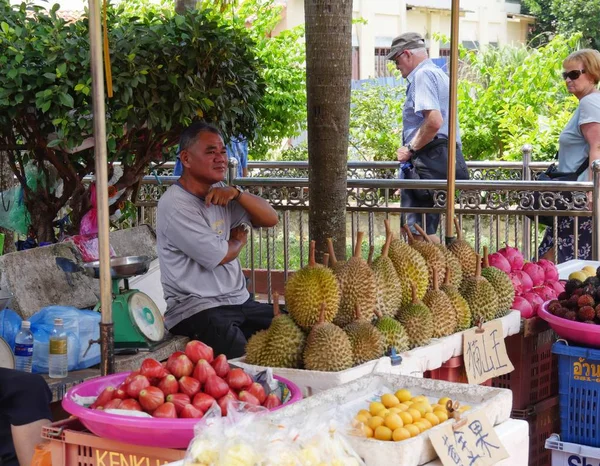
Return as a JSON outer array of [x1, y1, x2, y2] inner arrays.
[[0, 309, 22, 351], [29, 306, 101, 374]]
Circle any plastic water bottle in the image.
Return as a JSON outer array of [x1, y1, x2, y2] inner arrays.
[[14, 321, 33, 373], [49, 318, 68, 378]]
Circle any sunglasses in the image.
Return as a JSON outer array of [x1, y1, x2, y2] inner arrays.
[[562, 69, 586, 80]]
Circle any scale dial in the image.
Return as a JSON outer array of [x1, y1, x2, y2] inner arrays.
[[127, 291, 165, 342]]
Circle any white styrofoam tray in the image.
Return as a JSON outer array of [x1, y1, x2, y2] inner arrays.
[[556, 259, 600, 280], [265, 373, 513, 466], [545, 434, 600, 466], [233, 312, 521, 396]]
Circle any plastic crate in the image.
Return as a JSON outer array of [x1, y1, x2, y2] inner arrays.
[[423, 355, 492, 386], [545, 434, 600, 466], [512, 396, 560, 466], [492, 328, 558, 410], [553, 341, 600, 448], [42, 418, 186, 466]]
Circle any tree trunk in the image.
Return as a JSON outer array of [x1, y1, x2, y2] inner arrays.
[[304, 0, 352, 262], [0, 151, 15, 253], [175, 0, 197, 13]]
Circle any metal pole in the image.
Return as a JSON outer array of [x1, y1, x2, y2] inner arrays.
[[593, 160, 600, 260], [89, 0, 114, 376], [521, 144, 532, 259], [444, 0, 460, 244], [228, 158, 238, 186]]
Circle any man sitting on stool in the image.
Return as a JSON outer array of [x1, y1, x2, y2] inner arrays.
[[157, 122, 278, 358]]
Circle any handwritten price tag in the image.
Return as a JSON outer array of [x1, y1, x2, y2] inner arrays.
[[429, 411, 509, 466], [462, 320, 514, 385]]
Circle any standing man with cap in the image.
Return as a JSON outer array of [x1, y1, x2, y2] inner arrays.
[[388, 32, 469, 242]]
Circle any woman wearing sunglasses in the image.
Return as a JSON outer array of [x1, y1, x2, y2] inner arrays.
[[538, 49, 600, 263]]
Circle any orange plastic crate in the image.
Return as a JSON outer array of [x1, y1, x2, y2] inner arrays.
[[42, 418, 186, 466]]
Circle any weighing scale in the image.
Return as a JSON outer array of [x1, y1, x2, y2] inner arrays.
[[56, 255, 166, 349]]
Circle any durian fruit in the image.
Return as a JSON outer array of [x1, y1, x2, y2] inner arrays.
[[244, 330, 268, 365], [303, 303, 354, 372], [448, 217, 478, 277], [332, 232, 378, 327], [459, 254, 499, 325], [481, 246, 515, 315], [285, 240, 340, 330], [373, 309, 409, 353], [435, 238, 463, 288], [387, 225, 429, 305], [327, 238, 347, 274], [440, 267, 472, 332], [422, 268, 457, 337], [344, 305, 385, 365], [260, 292, 306, 368], [396, 282, 434, 349], [370, 220, 403, 317], [404, 225, 446, 289]]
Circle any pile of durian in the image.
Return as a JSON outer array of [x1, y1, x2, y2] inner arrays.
[[245, 218, 514, 372]]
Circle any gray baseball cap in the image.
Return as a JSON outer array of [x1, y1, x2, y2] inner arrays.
[[386, 32, 426, 60]]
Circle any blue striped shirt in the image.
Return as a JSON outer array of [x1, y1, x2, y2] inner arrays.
[[402, 59, 461, 146]]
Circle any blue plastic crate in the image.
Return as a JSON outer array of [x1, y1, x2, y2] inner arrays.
[[553, 341, 600, 447]]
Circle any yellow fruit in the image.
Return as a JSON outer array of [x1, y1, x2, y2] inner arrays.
[[395, 404, 409, 412], [402, 401, 413, 408], [413, 421, 427, 432], [395, 389, 412, 402], [369, 402, 386, 416], [411, 395, 428, 404], [583, 266, 596, 277], [357, 409, 372, 418], [381, 393, 400, 408], [360, 424, 374, 438], [367, 416, 385, 430], [399, 412, 413, 425], [569, 271, 587, 282], [384, 413, 404, 431], [374, 426, 393, 441], [411, 402, 432, 417], [425, 413, 440, 426], [376, 409, 391, 418], [405, 424, 421, 437], [419, 419, 433, 429], [407, 408, 422, 421], [434, 411, 449, 423], [392, 427, 411, 441], [355, 414, 369, 424], [438, 397, 451, 407], [389, 407, 403, 415], [432, 404, 446, 412]]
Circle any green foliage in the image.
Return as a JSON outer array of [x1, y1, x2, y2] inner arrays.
[[553, 0, 600, 50], [202, 0, 307, 159], [349, 71, 405, 161], [279, 144, 308, 161], [458, 34, 579, 161], [0, 0, 265, 239]]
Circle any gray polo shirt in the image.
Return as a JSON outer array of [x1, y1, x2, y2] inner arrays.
[[557, 92, 600, 181], [156, 182, 250, 329]]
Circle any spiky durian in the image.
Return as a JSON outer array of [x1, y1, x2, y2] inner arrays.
[[344, 305, 385, 365], [373, 309, 410, 353], [407, 224, 446, 289], [459, 254, 499, 324], [440, 267, 472, 332], [396, 283, 434, 349], [481, 246, 515, 315], [448, 217, 478, 278], [422, 268, 457, 337], [370, 220, 403, 317]]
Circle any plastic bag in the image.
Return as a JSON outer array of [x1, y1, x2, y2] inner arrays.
[[0, 309, 22, 351], [80, 184, 98, 236], [29, 305, 100, 373], [0, 186, 30, 235], [61, 234, 116, 262]]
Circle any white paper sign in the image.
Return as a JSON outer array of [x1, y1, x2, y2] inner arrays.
[[463, 320, 514, 385]]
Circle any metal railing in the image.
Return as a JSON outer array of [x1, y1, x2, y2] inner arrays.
[[130, 146, 599, 303]]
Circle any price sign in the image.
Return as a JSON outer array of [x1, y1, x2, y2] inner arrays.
[[429, 411, 509, 466], [462, 320, 514, 385]]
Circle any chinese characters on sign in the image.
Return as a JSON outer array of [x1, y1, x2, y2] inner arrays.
[[462, 320, 514, 385], [429, 412, 509, 466]]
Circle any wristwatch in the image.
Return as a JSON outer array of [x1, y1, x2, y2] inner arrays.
[[232, 185, 244, 201], [406, 143, 417, 156]]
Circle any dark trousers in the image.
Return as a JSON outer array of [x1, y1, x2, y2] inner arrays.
[[0, 369, 53, 466], [170, 298, 273, 359], [402, 137, 469, 235]]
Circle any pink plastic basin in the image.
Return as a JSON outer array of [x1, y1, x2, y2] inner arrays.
[[538, 301, 600, 348], [62, 372, 302, 448]]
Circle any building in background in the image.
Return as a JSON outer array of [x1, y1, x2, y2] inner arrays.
[[273, 0, 534, 79]]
